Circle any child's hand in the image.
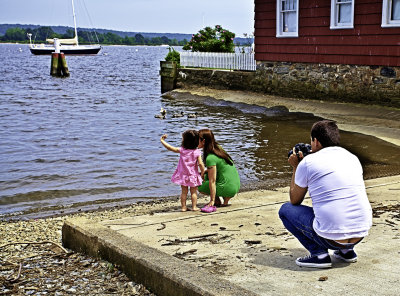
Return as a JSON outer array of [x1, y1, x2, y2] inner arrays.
[[160, 134, 168, 141]]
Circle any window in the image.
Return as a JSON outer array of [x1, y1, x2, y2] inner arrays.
[[276, 0, 299, 37], [382, 0, 400, 27], [330, 0, 354, 29]]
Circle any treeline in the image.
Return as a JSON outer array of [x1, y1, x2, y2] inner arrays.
[[0, 26, 188, 46]]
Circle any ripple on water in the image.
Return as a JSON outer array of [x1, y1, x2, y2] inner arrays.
[[1, 44, 400, 218]]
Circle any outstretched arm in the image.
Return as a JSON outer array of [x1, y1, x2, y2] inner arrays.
[[160, 134, 180, 153]]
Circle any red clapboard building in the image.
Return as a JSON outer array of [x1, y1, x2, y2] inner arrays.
[[254, 0, 400, 66]]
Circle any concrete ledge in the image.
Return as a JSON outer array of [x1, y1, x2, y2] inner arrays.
[[62, 218, 258, 296]]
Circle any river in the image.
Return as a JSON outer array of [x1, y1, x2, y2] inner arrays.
[[1, 43, 400, 219]]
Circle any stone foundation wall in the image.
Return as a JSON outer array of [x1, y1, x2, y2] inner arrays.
[[176, 62, 400, 108]]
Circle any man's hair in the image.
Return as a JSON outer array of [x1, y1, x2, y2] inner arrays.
[[311, 120, 340, 147]]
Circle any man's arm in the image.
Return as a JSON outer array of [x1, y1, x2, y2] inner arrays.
[[288, 150, 307, 205], [289, 167, 307, 205]]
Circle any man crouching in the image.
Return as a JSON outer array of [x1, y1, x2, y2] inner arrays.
[[279, 120, 372, 268]]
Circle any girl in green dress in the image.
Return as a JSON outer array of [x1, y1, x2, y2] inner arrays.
[[197, 129, 240, 213]]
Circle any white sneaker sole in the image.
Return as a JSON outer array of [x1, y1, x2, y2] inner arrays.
[[295, 260, 332, 268], [333, 253, 358, 263]]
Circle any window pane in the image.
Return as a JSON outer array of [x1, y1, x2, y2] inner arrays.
[[282, 0, 296, 11], [392, 0, 400, 20], [283, 11, 296, 32], [338, 3, 351, 23]]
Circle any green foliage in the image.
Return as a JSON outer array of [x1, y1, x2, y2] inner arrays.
[[182, 25, 235, 53], [0, 26, 189, 47], [4, 28, 26, 41], [165, 47, 180, 66]]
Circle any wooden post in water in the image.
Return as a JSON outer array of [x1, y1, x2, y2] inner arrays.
[[59, 53, 70, 77], [159, 61, 177, 93], [50, 39, 70, 77], [50, 53, 60, 76]]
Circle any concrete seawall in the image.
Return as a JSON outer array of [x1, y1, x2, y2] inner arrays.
[[62, 218, 258, 296]]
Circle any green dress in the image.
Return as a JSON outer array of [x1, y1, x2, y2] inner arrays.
[[198, 154, 240, 197]]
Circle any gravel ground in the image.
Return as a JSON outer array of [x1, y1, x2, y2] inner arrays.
[[0, 199, 178, 296]]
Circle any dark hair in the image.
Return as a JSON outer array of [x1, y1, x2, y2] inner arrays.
[[311, 120, 340, 147], [198, 129, 234, 166], [181, 130, 199, 149]]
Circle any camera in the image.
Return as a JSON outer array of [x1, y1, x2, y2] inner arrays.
[[288, 143, 312, 160]]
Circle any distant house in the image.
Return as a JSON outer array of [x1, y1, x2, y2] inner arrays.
[[254, 0, 400, 66], [252, 0, 400, 106]]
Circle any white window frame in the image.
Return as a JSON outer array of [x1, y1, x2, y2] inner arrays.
[[276, 0, 299, 38], [330, 0, 355, 29], [382, 0, 400, 27]]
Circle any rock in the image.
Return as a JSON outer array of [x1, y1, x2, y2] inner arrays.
[[318, 276, 328, 281]]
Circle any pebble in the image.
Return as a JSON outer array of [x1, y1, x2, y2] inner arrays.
[[0, 201, 170, 295]]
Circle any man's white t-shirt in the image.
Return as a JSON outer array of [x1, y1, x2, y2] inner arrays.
[[295, 146, 372, 240]]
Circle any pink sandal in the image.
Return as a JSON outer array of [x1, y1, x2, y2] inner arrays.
[[201, 205, 217, 213]]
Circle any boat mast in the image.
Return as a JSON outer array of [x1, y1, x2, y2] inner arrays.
[[71, 0, 79, 45]]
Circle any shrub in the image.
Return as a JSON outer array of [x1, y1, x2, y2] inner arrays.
[[165, 47, 180, 67], [182, 25, 235, 53]]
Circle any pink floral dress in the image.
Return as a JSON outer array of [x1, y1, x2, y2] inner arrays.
[[171, 147, 203, 187]]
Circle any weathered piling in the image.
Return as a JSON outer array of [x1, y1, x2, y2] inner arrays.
[[160, 61, 177, 93], [59, 53, 70, 77], [50, 39, 70, 77], [50, 53, 60, 76]]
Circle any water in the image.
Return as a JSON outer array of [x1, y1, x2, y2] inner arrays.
[[1, 44, 400, 219]]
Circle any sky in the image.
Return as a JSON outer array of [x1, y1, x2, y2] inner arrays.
[[0, 0, 255, 36]]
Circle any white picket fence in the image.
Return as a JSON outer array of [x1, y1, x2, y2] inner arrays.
[[180, 52, 256, 71]]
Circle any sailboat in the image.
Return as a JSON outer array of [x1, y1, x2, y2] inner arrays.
[[28, 0, 101, 55]]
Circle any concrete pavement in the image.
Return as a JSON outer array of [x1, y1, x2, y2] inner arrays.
[[62, 175, 400, 296]]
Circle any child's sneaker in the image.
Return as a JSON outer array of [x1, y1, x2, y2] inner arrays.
[[333, 250, 358, 263], [295, 254, 332, 268], [201, 205, 216, 213]]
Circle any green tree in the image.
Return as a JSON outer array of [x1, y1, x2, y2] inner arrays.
[[123, 36, 134, 45], [183, 25, 235, 53], [135, 34, 145, 45], [150, 37, 163, 45], [34, 26, 58, 41], [4, 28, 26, 41], [160, 36, 169, 44], [62, 29, 75, 38]]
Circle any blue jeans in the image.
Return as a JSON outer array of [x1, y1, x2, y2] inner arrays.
[[278, 202, 359, 256]]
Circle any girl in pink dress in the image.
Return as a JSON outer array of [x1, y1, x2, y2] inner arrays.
[[160, 130, 205, 211]]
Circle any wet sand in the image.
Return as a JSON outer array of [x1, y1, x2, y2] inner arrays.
[[169, 87, 400, 146]]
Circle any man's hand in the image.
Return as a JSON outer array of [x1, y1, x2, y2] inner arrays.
[[288, 148, 304, 168]]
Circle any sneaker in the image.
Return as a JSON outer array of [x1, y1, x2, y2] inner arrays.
[[333, 250, 357, 263], [201, 205, 217, 213], [295, 254, 332, 268]]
